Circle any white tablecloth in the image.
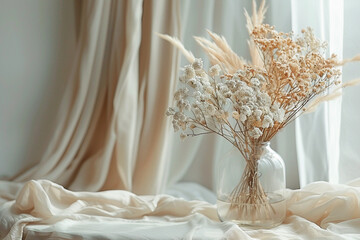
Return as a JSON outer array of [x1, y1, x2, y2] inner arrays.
[[1, 179, 360, 239]]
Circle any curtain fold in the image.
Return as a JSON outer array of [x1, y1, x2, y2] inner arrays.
[[339, 0, 360, 183], [13, 0, 112, 186], [291, 0, 344, 187], [9, 0, 181, 194], [132, 0, 180, 194]]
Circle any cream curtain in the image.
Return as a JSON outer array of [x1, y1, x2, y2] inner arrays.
[[9, 0, 181, 194]]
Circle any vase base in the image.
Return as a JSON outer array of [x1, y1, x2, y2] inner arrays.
[[227, 218, 284, 229], [217, 193, 286, 229]]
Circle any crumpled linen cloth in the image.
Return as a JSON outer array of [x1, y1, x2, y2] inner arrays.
[[0, 179, 360, 240]]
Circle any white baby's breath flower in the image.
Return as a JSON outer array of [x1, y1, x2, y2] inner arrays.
[[249, 127, 262, 139], [172, 120, 180, 132], [273, 108, 285, 122], [176, 99, 191, 112], [262, 115, 274, 128], [209, 64, 221, 77], [271, 102, 280, 111], [225, 81, 236, 92], [187, 78, 199, 89], [204, 85, 214, 94], [205, 104, 216, 115], [232, 111, 240, 120], [193, 90, 201, 97], [194, 108, 202, 117], [166, 107, 176, 116], [192, 58, 203, 70], [254, 109, 262, 120], [255, 74, 265, 82], [179, 121, 187, 130], [223, 91, 232, 98], [239, 85, 254, 98], [184, 65, 196, 80], [201, 78, 211, 86], [258, 92, 271, 106], [219, 85, 229, 93], [239, 113, 247, 122], [179, 75, 187, 83], [195, 69, 207, 78], [250, 78, 261, 87], [174, 112, 186, 121], [174, 89, 184, 101], [240, 105, 252, 116], [184, 100, 191, 110]]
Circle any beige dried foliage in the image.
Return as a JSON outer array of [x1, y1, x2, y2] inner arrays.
[[157, 33, 195, 63], [245, 0, 267, 67], [194, 36, 227, 69], [341, 77, 360, 88], [304, 78, 360, 113], [194, 30, 246, 74], [304, 91, 342, 113], [337, 54, 360, 66]]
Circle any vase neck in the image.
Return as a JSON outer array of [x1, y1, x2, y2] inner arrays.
[[251, 141, 270, 160], [254, 141, 270, 149]]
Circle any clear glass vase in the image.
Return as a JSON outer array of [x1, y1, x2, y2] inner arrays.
[[216, 142, 286, 228]]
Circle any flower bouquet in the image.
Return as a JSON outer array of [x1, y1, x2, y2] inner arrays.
[[160, 0, 360, 227]]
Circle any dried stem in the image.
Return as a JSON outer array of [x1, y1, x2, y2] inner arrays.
[[227, 143, 275, 221]]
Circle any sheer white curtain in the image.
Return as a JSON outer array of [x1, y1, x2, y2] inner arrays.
[[291, 0, 360, 187], [339, 0, 360, 183], [291, 0, 344, 187]]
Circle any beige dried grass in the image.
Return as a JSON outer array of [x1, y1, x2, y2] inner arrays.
[[194, 30, 246, 74], [337, 54, 360, 66], [304, 78, 360, 113], [304, 91, 342, 113], [244, 0, 267, 67], [157, 33, 195, 63]]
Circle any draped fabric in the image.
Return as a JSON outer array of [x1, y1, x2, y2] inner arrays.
[[2, 179, 360, 239], [9, 0, 182, 194]]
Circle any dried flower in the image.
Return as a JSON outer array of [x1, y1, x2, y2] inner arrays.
[[192, 58, 203, 70], [209, 64, 221, 77], [164, 21, 350, 152], [249, 127, 262, 139], [184, 65, 195, 80]]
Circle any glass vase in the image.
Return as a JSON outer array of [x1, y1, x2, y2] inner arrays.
[[216, 142, 286, 228]]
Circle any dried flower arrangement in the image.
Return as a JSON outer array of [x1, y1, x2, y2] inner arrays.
[[160, 0, 360, 222]]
